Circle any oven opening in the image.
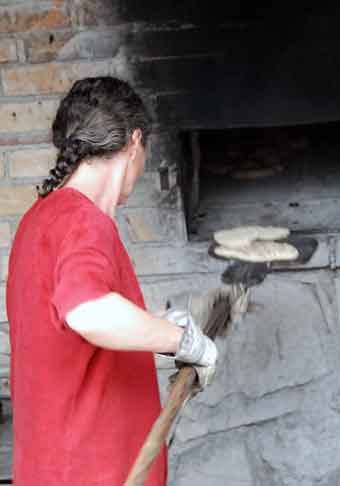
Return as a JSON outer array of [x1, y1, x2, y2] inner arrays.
[[180, 122, 340, 241]]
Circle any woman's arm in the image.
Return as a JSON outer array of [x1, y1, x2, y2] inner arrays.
[[65, 292, 183, 353]]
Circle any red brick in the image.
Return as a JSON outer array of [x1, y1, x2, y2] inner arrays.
[[0, 254, 9, 282], [0, 5, 71, 34], [2, 60, 114, 95], [0, 38, 17, 63], [0, 132, 52, 147], [0, 223, 11, 248], [0, 185, 37, 216], [70, 0, 120, 27], [0, 100, 59, 133], [25, 31, 75, 63], [0, 284, 6, 322], [0, 153, 4, 178], [9, 146, 57, 178]]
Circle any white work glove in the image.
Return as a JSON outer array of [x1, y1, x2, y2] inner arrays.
[[156, 285, 249, 390], [159, 307, 218, 390]]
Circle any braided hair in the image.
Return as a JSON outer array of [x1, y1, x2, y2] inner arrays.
[[37, 77, 151, 198]]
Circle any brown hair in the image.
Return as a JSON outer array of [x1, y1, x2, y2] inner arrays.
[[37, 77, 151, 197]]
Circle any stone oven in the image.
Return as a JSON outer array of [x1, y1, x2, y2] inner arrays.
[[2, 2, 340, 485], [119, 5, 340, 485]]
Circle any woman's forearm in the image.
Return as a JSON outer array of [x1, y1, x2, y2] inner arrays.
[[65, 292, 183, 353]]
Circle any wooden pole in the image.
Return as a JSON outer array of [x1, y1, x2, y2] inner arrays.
[[124, 366, 197, 486], [125, 293, 232, 485]]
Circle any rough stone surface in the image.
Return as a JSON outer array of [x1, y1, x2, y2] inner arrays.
[[156, 274, 340, 485], [227, 277, 329, 398], [246, 375, 340, 486], [170, 433, 254, 486]]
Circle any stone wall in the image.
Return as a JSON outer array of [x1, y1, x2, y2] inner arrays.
[[1, 2, 340, 485]]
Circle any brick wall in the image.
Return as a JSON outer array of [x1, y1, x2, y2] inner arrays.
[[0, 0, 195, 397], [0, 1, 117, 398]]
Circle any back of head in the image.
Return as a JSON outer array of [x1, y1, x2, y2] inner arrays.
[[37, 77, 151, 197]]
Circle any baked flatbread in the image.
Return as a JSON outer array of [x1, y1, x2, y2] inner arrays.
[[214, 240, 299, 263], [213, 226, 290, 249]]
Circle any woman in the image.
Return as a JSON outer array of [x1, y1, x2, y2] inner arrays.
[[6, 77, 217, 485]]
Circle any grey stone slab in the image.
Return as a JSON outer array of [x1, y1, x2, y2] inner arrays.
[[0, 284, 6, 322], [0, 376, 10, 399], [0, 401, 12, 481], [171, 385, 304, 444], [140, 273, 222, 311], [170, 434, 254, 486], [333, 238, 340, 268], [0, 355, 9, 376], [117, 171, 183, 210], [69, 0, 120, 27], [0, 326, 9, 393], [247, 376, 340, 486], [129, 242, 235, 277], [146, 130, 183, 172], [0, 328, 9, 355], [117, 207, 187, 244], [57, 28, 127, 61], [226, 277, 330, 398]]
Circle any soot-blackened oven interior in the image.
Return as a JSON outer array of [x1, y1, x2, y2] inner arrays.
[[180, 123, 340, 241]]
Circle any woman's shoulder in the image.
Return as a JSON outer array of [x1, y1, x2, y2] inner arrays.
[[32, 187, 119, 253], [46, 187, 116, 229]]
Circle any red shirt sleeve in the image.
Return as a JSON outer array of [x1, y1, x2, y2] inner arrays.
[[51, 209, 119, 327]]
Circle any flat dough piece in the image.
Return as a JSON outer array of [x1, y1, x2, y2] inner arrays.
[[214, 226, 290, 249], [214, 240, 299, 263]]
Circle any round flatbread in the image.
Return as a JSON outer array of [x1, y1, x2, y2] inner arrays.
[[214, 240, 299, 263], [213, 226, 290, 249]]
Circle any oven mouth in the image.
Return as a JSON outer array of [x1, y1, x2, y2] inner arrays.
[[179, 121, 340, 241]]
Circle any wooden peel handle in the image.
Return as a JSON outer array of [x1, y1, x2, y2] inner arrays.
[[124, 366, 197, 486]]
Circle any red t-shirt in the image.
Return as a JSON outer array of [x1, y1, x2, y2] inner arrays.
[[6, 187, 167, 486]]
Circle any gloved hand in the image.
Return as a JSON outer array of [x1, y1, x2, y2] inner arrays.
[[162, 307, 218, 389], [156, 285, 249, 390]]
